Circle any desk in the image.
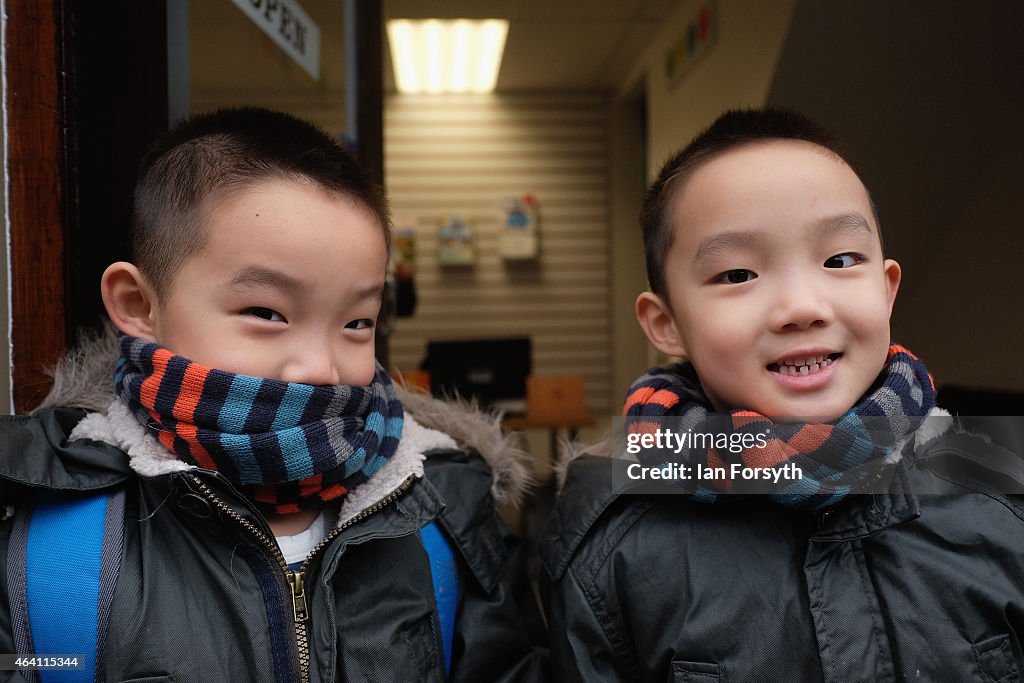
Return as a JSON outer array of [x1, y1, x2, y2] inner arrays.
[[504, 374, 594, 468]]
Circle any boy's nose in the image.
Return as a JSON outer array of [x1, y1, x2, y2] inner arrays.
[[769, 278, 834, 332], [280, 348, 342, 387]]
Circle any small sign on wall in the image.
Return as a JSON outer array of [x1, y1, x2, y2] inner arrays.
[[499, 194, 540, 260], [664, 0, 716, 89], [231, 0, 321, 80], [438, 215, 476, 266]]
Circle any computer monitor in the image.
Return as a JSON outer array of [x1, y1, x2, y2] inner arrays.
[[422, 337, 532, 412]]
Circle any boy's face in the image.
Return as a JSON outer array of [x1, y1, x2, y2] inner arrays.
[[640, 140, 901, 419], [148, 178, 386, 386]]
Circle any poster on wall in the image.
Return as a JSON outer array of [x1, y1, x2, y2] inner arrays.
[[438, 215, 476, 265], [499, 193, 540, 260]]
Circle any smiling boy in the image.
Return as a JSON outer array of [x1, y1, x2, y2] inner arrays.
[[541, 108, 1024, 681], [0, 108, 546, 682], [635, 138, 900, 420]]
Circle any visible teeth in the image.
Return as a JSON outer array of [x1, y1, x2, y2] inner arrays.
[[775, 355, 834, 375], [781, 354, 830, 367], [782, 356, 823, 366]]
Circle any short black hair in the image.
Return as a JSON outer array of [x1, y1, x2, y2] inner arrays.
[[640, 107, 878, 302], [132, 107, 390, 298]]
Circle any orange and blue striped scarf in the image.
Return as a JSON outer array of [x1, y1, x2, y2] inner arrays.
[[623, 344, 936, 509], [115, 335, 403, 515]]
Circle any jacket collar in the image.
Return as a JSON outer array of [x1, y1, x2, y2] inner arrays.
[[808, 461, 921, 542], [0, 408, 131, 491]]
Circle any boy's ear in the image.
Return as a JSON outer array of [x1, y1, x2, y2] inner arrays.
[[883, 258, 902, 315], [100, 262, 158, 341], [635, 292, 687, 358]]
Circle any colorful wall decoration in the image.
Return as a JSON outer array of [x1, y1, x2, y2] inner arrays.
[[665, 0, 717, 89]]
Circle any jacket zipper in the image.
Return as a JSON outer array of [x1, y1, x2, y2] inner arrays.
[[189, 474, 417, 683]]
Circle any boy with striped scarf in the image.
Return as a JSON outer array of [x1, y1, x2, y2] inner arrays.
[[0, 108, 547, 681], [541, 108, 1024, 681]]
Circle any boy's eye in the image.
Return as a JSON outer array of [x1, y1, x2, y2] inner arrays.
[[824, 253, 861, 268], [715, 269, 758, 284], [245, 307, 285, 322], [345, 318, 374, 330]]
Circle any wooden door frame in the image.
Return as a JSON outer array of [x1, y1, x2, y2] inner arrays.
[[5, 0, 71, 413], [5, 0, 169, 413]]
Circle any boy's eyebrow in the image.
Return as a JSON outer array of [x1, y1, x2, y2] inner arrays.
[[351, 284, 385, 303], [227, 266, 384, 303], [227, 265, 303, 293], [817, 212, 874, 239], [692, 231, 768, 266]]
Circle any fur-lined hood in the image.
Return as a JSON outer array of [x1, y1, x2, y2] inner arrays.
[[38, 328, 533, 509]]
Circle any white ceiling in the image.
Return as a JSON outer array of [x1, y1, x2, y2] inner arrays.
[[383, 0, 681, 92]]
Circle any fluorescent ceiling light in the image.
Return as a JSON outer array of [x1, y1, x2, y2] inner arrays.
[[387, 19, 509, 94]]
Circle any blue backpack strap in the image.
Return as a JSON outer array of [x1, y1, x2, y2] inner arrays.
[[12, 490, 125, 682], [419, 521, 460, 680]]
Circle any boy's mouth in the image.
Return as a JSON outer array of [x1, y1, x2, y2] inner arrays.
[[767, 353, 842, 376]]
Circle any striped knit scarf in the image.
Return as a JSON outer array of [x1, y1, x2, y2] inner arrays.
[[115, 335, 403, 515], [624, 344, 936, 509]]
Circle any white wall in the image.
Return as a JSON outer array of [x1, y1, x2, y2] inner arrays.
[[625, 0, 797, 179]]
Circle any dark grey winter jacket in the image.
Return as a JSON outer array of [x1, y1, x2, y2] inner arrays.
[[540, 415, 1024, 682], [0, 338, 548, 682]]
